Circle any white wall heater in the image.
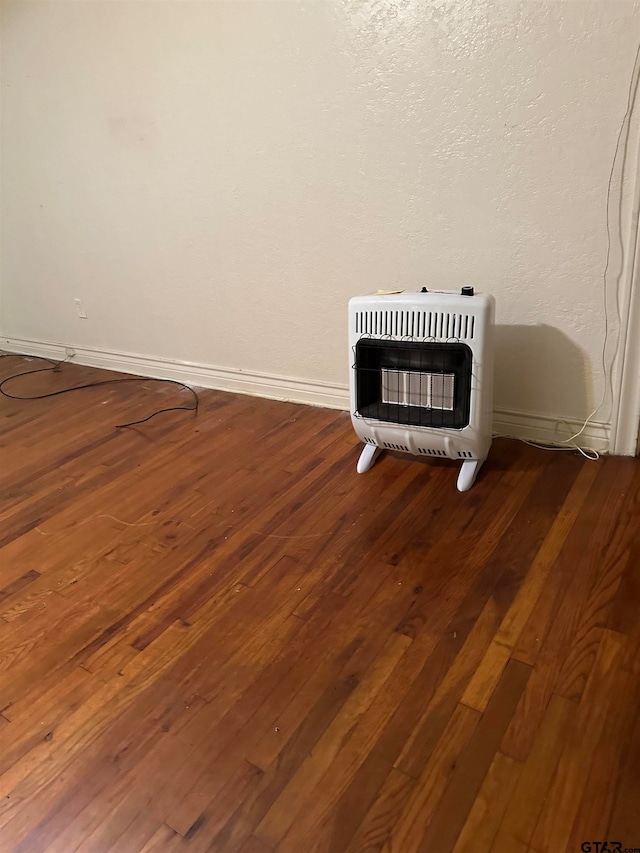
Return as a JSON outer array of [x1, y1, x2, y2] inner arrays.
[[348, 287, 495, 491]]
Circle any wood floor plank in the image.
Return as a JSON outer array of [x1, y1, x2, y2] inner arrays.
[[255, 632, 412, 848], [529, 629, 626, 853], [382, 704, 481, 853], [393, 455, 576, 782], [491, 694, 577, 853], [452, 751, 521, 853], [237, 837, 273, 853], [114, 565, 414, 851], [142, 569, 400, 847], [511, 462, 637, 669], [415, 659, 532, 853], [204, 663, 372, 853], [394, 595, 501, 776], [501, 460, 635, 761], [460, 640, 512, 712], [565, 643, 640, 852], [344, 768, 416, 853], [265, 530, 533, 853], [607, 701, 640, 851], [0, 360, 638, 853], [462, 463, 598, 712], [493, 462, 600, 649], [228, 451, 542, 852], [135, 824, 181, 852]]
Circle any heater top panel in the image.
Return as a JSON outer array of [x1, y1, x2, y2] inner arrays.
[[349, 288, 494, 313]]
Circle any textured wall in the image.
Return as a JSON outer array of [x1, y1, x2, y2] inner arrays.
[[1, 1, 639, 428]]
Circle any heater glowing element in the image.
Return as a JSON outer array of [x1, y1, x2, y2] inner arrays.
[[381, 369, 455, 411]]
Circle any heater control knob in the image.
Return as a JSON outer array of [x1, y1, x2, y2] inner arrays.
[[420, 287, 428, 293], [461, 286, 474, 296]]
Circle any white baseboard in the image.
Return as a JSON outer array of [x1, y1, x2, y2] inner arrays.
[[492, 408, 610, 454], [1, 336, 350, 410], [1, 335, 611, 453]]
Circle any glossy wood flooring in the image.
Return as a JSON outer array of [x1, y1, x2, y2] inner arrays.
[[1, 357, 639, 853]]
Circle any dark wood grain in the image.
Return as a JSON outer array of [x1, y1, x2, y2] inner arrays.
[[0, 358, 639, 853]]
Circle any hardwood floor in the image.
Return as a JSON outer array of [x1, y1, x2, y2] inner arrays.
[[1, 356, 639, 853]]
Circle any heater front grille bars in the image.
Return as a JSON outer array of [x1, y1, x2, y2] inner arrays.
[[353, 338, 472, 429]]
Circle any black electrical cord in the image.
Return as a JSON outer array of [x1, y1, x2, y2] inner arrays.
[[0, 353, 198, 428]]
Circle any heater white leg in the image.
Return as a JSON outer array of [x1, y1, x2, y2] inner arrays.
[[357, 444, 382, 474], [457, 459, 483, 492]]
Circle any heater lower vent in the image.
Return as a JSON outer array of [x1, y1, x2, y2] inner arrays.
[[418, 447, 448, 457], [382, 442, 410, 452]]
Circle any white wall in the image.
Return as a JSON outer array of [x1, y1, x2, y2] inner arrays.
[[1, 1, 639, 449]]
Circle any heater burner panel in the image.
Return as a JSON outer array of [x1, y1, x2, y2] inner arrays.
[[381, 369, 455, 411], [354, 339, 472, 429]]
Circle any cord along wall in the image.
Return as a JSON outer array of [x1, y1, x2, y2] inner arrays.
[[1, 1, 639, 453]]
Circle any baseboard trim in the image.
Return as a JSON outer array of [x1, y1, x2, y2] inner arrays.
[[492, 408, 610, 454], [1, 336, 350, 410], [1, 335, 611, 452]]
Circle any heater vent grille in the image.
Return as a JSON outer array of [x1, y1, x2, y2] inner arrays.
[[355, 310, 475, 340], [354, 339, 472, 430], [382, 442, 410, 452], [418, 447, 448, 457]]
